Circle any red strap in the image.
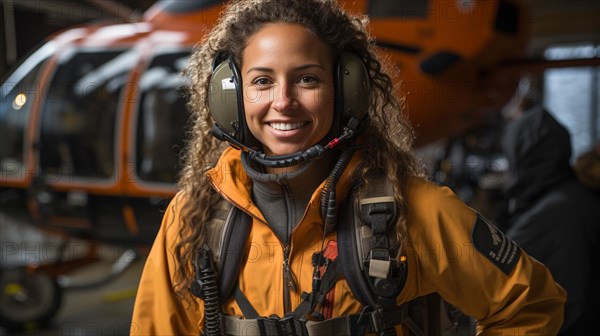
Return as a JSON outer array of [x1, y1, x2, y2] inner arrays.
[[323, 240, 338, 260], [320, 240, 338, 319]]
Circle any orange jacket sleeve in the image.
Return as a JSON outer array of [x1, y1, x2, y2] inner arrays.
[[403, 179, 566, 335], [131, 193, 203, 336]]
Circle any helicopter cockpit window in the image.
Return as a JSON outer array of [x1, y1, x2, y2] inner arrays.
[[0, 42, 55, 179], [39, 49, 135, 180], [135, 51, 189, 184]]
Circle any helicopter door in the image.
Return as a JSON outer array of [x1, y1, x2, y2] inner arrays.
[[32, 48, 139, 242], [38, 49, 135, 181], [134, 50, 190, 184]]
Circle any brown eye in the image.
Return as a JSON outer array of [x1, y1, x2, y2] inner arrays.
[[298, 75, 319, 86], [251, 77, 272, 87]]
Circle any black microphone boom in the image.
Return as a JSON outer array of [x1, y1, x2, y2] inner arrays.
[[211, 123, 352, 168], [249, 145, 325, 168]]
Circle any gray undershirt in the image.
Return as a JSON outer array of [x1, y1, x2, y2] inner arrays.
[[241, 152, 334, 243]]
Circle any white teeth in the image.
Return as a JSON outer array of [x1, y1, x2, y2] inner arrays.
[[270, 122, 306, 131]]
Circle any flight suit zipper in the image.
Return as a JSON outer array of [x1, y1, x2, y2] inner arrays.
[[283, 244, 298, 314], [281, 184, 298, 314]]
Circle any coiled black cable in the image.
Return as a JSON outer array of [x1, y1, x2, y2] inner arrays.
[[320, 145, 357, 233], [195, 244, 223, 336]]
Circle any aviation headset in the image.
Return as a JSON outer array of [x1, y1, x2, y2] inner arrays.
[[208, 51, 370, 167]]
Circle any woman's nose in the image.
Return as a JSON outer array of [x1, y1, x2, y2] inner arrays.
[[272, 84, 298, 112]]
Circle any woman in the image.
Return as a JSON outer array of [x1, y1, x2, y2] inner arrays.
[[131, 0, 565, 335]]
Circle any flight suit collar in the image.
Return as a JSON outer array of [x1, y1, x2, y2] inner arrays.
[[207, 146, 363, 233]]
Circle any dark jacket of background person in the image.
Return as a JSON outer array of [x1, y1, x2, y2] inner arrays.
[[574, 143, 600, 194], [501, 106, 600, 335]]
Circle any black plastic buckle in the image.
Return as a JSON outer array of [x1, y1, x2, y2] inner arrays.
[[189, 245, 215, 299], [369, 308, 385, 334], [368, 308, 401, 336], [257, 315, 308, 336], [360, 202, 395, 226]]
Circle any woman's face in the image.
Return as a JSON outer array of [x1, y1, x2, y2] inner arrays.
[[241, 23, 335, 156]]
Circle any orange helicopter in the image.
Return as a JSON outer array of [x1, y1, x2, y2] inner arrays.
[[0, 0, 595, 330]]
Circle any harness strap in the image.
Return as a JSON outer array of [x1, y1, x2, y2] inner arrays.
[[218, 207, 252, 299], [222, 305, 409, 336], [223, 302, 437, 336], [233, 259, 341, 321], [289, 259, 340, 319], [227, 292, 439, 336], [233, 283, 260, 319]]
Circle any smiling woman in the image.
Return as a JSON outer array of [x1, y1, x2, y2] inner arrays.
[[241, 23, 334, 159], [130, 0, 566, 335]]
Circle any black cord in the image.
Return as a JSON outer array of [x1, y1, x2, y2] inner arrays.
[[313, 145, 357, 308], [196, 244, 223, 336], [320, 145, 357, 229]]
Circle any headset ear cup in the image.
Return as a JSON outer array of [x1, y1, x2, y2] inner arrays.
[[209, 56, 261, 149], [209, 58, 240, 139], [341, 52, 371, 123], [332, 52, 371, 137]]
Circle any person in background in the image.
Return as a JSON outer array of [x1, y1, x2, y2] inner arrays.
[[131, 0, 565, 334], [501, 105, 600, 335]]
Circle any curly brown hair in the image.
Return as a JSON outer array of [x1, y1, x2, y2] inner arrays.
[[175, 0, 424, 301]]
